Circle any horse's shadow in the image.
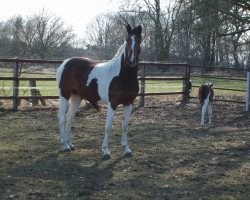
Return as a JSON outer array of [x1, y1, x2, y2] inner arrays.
[[5, 149, 124, 198]]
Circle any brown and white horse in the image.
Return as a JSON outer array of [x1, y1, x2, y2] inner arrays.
[[56, 25, 142, 159], [198, 83, 214, 128]]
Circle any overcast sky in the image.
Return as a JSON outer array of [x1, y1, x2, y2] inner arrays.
[[0, 0, 120, 36]]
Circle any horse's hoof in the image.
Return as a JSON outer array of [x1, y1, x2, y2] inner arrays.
[[124, 152, 133, 158], [70, 146, 76, 151], [63, 148, 71, 153], [103, 154, 111, 160]]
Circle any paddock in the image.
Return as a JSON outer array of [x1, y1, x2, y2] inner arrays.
[[0, 96, 249, 199]]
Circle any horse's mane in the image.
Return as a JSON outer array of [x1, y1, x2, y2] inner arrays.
[[101, 41, 126, 67], [112, 41, 126, 60]]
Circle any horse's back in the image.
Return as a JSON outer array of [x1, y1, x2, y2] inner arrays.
[[57, 57, 100, 101], [57, 57, 96, 79]]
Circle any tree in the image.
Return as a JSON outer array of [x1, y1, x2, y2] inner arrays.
[[120, 0, 182, 61], [2, 9, 75, 59], [0, 22, 12, 57], [32, 9, 75, 59], [175, 0, 249, 67], [84, 13, 125, 60]]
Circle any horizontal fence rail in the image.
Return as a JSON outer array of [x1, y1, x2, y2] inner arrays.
[[192, 85, 246, 92]]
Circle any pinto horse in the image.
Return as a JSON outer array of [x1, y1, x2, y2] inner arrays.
[[198, 82, 214, 128], [56, 24, 142, 159]]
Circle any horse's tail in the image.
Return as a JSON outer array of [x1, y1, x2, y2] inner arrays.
[[56, 58, 70, 85]]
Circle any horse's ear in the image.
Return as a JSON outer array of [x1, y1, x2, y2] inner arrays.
[[127, 24, 131, 34], [137, 25, 142, 34]]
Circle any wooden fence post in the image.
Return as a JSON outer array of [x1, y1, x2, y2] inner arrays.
[[13, 61, 19, 110], [182, 63, 191, 102], [140, 64, 146, 107], [246, 71, 250, 112], [29, 80, 39, 106]]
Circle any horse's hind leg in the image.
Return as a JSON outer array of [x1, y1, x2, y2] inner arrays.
[[58, 96, 69, 151], [65, 95, 81, 151], [121, 104, 133, 157]]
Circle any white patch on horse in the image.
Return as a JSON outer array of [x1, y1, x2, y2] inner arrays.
[[198, 83, 214, 128], [56, 58, 70, 86], [121, 104, 133, 155], [201, 93, 210, 128], [130, 35, 135, 63], [56, 58, 71, 148], [102, 103, 116, 157], [86, 42, 126, 103]]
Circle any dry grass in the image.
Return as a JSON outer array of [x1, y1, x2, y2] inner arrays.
[[0, 96, 249, 199]]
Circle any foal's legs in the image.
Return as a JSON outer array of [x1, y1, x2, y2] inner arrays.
[[121, 104, 133, 157], [200, 97, 209, 128], [102, 103, 116, 160], [58, 96, 69, 150], [65, 95, 81, 151]]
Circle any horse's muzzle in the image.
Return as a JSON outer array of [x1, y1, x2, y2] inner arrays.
[[127, 57, 139, 67]]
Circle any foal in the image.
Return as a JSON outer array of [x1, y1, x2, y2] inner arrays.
[[198, 83, 214, 128], [56, 25, 142, 159]]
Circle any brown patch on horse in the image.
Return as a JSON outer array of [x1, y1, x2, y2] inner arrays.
[[59, 57, 101, 109], [198, 83, 214, 105], [108, 54, 139, 110]]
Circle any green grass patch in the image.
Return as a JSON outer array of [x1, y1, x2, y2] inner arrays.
[[142, 80, 183, 93], [190, 76, 246, 97], [0, 71, 247, 97], [0, 72, 57, 96]]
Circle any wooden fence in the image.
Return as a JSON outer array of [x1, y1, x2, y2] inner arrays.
[[0, 58, 248, 110], [0, 58, 191, 110]]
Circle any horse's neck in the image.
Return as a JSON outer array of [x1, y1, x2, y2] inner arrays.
[[113, 42, 126, 59], [100, 42, 138, 80], [101, 42, 126, 71]]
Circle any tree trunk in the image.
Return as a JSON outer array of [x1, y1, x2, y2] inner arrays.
[[154, 0, 166, 61], [202, 34, 211, 65], [210, 31, 216, 66], [232, 40, 239, 68]]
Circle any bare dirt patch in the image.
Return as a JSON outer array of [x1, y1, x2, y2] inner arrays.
[[0, 97, 249, 199]]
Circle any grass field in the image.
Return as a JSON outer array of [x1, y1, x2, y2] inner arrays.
[[0, 96, 249, 199]]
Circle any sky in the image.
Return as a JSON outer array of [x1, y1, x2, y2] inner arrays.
[[0, 0, 120, 36]]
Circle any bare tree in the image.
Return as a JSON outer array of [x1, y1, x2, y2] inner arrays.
[[32, 9, 75, 59], [5, 9, 75, 59], [84, 13, 124, 60], [0, 22, 12, 57], [120, 0, 183, 61]]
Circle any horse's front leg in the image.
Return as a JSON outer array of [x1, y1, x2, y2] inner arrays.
[[121, 104, 133, 157], [200, 98, 209, 128], [102, 103, 116, 160]]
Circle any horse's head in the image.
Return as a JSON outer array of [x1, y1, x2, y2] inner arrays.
[[125, 24, 142, 67]]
